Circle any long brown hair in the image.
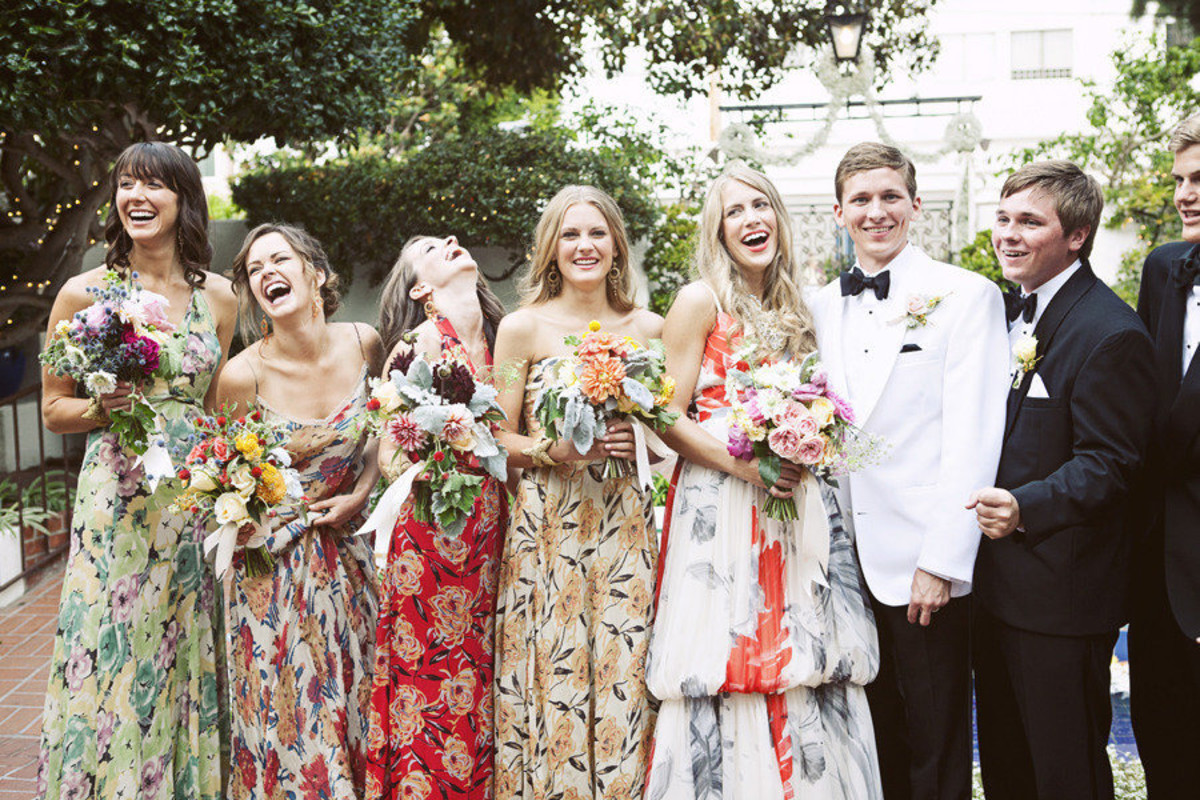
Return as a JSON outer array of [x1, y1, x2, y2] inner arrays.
[[377, 236, 506, 358], [229, 223, 343, 341], [517, 185, 637, 311], [104, 142, 211, 287]]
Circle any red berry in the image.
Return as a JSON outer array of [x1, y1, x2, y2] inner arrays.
[[433, 451, 445, 463], [257, 436, 265, 445], [237, 416, 246, 425], [216, 416, 226, 426], [220, 473, 230, 485], [177, 468, 190, 481], [366, 398, 381, 411], [251, 410, 261, 421], [251, 466, 262, 477]]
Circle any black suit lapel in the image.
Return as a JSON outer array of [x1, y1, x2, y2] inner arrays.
[[1004, 263, 1097, 440], [1154, 245, 1196, 390]]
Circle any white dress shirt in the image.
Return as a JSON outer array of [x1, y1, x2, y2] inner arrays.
[[843, 244, 916, 400], [1183, 284, 1200, 377], [1008, 260, 1082, 381]]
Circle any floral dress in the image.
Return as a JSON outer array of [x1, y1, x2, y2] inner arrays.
[[493, 358, 659, 800], [644, 310, 882, 800], [37, 289, 227, 800], [365, 316, 507, 800], [227, 363, 378, 800]]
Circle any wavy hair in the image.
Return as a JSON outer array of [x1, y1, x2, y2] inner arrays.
[[104, 141, 212, 286], [377, 236, 507, 358], [517, 185, 636, 311], [695, 163, 817, 358], [229, 223, 342, 341]]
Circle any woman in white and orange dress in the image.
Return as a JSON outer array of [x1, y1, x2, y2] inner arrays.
[[645, 164, 882, 800]]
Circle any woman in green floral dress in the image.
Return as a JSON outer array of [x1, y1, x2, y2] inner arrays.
[[37, 142, 238, 800]]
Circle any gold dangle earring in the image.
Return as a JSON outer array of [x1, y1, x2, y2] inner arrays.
[[312, 284, 323, 320], [260, 314, 271, 343], [547, 263, 561, 295], [409, 282, 438, 322]]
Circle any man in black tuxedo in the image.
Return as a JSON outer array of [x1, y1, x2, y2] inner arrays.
[[968, 160, 1156, 800], [1128, 113, 1200, 798]]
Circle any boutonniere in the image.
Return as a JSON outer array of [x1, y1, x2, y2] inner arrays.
[[1012, 334, 1041, 389], [893, 292, 951, 329]]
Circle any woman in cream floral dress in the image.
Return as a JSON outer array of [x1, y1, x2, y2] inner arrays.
[[37, 142, 237, 800], [218, 223, 383, 799], [491, 186, 663, 800]]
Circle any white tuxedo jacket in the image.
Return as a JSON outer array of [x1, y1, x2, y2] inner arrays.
[[810, 245, 1010, 606]]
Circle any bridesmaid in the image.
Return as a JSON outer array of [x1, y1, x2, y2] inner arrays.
[[217, 223, 383, 799], [364, 235, 508, 800], [492, 185, 662, 799], [645, 164, 881, 799], [38, 142, 236, 799]]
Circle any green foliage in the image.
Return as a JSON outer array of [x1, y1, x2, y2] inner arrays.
[[1009, 35, 1200, 303], [206, 194, 243, 222], [644, 203, 699, 315], [0, 0, 421, 347], [955, 228, 1013, 291], [651, 472, 671, 508], [232, 127, 662, 286]]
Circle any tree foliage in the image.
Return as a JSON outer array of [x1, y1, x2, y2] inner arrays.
[[1010, 34, 1200, 304], [0, 0, 420, 347], [231, 127, 662, 287]]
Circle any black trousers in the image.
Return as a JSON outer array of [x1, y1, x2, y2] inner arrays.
[[1128, 525, 1200, 800], [974, 605, 1117, 800], [866, 592, 971, 800]]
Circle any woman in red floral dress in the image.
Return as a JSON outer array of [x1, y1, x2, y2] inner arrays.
[[364, 235, 508, 800]]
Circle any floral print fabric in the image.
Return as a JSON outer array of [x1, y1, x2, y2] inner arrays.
[[493, 358, 659, 800], [227, 368, 378, 800], [37, 289, 227, 800], [644, 311, 883, 800], [365, 316, 507, 800]]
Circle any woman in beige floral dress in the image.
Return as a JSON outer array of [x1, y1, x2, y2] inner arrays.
[[492, 186, 663, 799]]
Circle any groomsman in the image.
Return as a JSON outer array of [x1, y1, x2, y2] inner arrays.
[[970, 160, 1156, 800], [811, 142, 1009, 800], [1128, 113, 1200, 798]]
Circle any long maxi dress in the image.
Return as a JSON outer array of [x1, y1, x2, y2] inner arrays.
[[644, 307, 883, 800], [493, 357, 660, 800], [365, 316, 507, 800], [37, 287, 227, 800], [227, 347, 378, 800]]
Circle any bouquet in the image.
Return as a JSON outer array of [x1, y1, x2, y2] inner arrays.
[[170, 406, 303, 577], [359, 347, 507, 540], [40, 271, 182, 466], [533, 320, 679, 480], [726, 350, 884, 520]]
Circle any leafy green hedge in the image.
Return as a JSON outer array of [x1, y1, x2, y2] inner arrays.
[[231, 128, 661, 286]]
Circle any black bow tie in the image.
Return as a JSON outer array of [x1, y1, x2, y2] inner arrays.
[[840, 268, 890, 300], [1005, 291, 1037, 324], [1171, 254, 1200, 289]]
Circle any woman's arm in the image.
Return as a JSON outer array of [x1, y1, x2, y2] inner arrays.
[[41, 272, 134, 433], [657, 283, 800, 493], [212, 354, 258, 419], [202, 274, 239, 413]]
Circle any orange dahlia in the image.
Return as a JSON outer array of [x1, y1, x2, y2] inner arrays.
[[580, 355, 626, 403]]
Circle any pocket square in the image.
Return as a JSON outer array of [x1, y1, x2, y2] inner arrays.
[[1027, 373, 1050, 399], [900, 343, 922, 353]]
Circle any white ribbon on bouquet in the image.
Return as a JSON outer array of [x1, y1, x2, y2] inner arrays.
[[796, 470, 830, 597], [356, 462, 423, 568], [203, 518, 268, 581], [141, 415, 174, 492]]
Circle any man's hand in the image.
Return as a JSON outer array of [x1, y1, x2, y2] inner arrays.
[[907, 569, 951, 626], [967, 487, 1022, 539]]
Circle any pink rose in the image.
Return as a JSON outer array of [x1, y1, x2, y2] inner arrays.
[[138, 292, 174, 331], [793, 413, 819, 436], [770, 400, 813, 429], [767, 425, 804, 462], [82, 303, 109, 333], [210, 437, 231, 462], [795, 435, 826, 465], [906, 295, 930, 316]]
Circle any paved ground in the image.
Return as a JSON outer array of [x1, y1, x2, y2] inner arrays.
[[0, 560, 62, 800]]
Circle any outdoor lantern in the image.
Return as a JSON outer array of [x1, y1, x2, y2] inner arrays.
[[825, 4, 867, 63]]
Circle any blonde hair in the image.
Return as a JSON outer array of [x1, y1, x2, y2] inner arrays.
[[518, 185, 637, 311], [1001, 160, 1104, 260], [696, 163, 817, 359], [1170, 113, 1200, 153], [377, 235, 506, 357], [835, 142, 918, 203]]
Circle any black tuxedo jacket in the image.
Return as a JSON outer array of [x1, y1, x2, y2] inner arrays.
[[975, 262, 1156, 636], [1134, 241, 1200, 637]]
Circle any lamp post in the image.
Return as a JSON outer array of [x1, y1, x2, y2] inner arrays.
[[825, 3, 868, 63]]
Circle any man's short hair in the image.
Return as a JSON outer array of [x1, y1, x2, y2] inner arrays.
[[1001, 160, 1103, 260], [1169, 113, 1200, 153], [834, 142, 918, 203]]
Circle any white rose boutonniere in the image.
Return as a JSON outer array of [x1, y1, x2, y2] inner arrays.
[[1012, 334, 1041, 389], [895, 292, 951, 329]]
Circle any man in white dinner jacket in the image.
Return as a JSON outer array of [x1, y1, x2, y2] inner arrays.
[[809, 142, 1010, 800]]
